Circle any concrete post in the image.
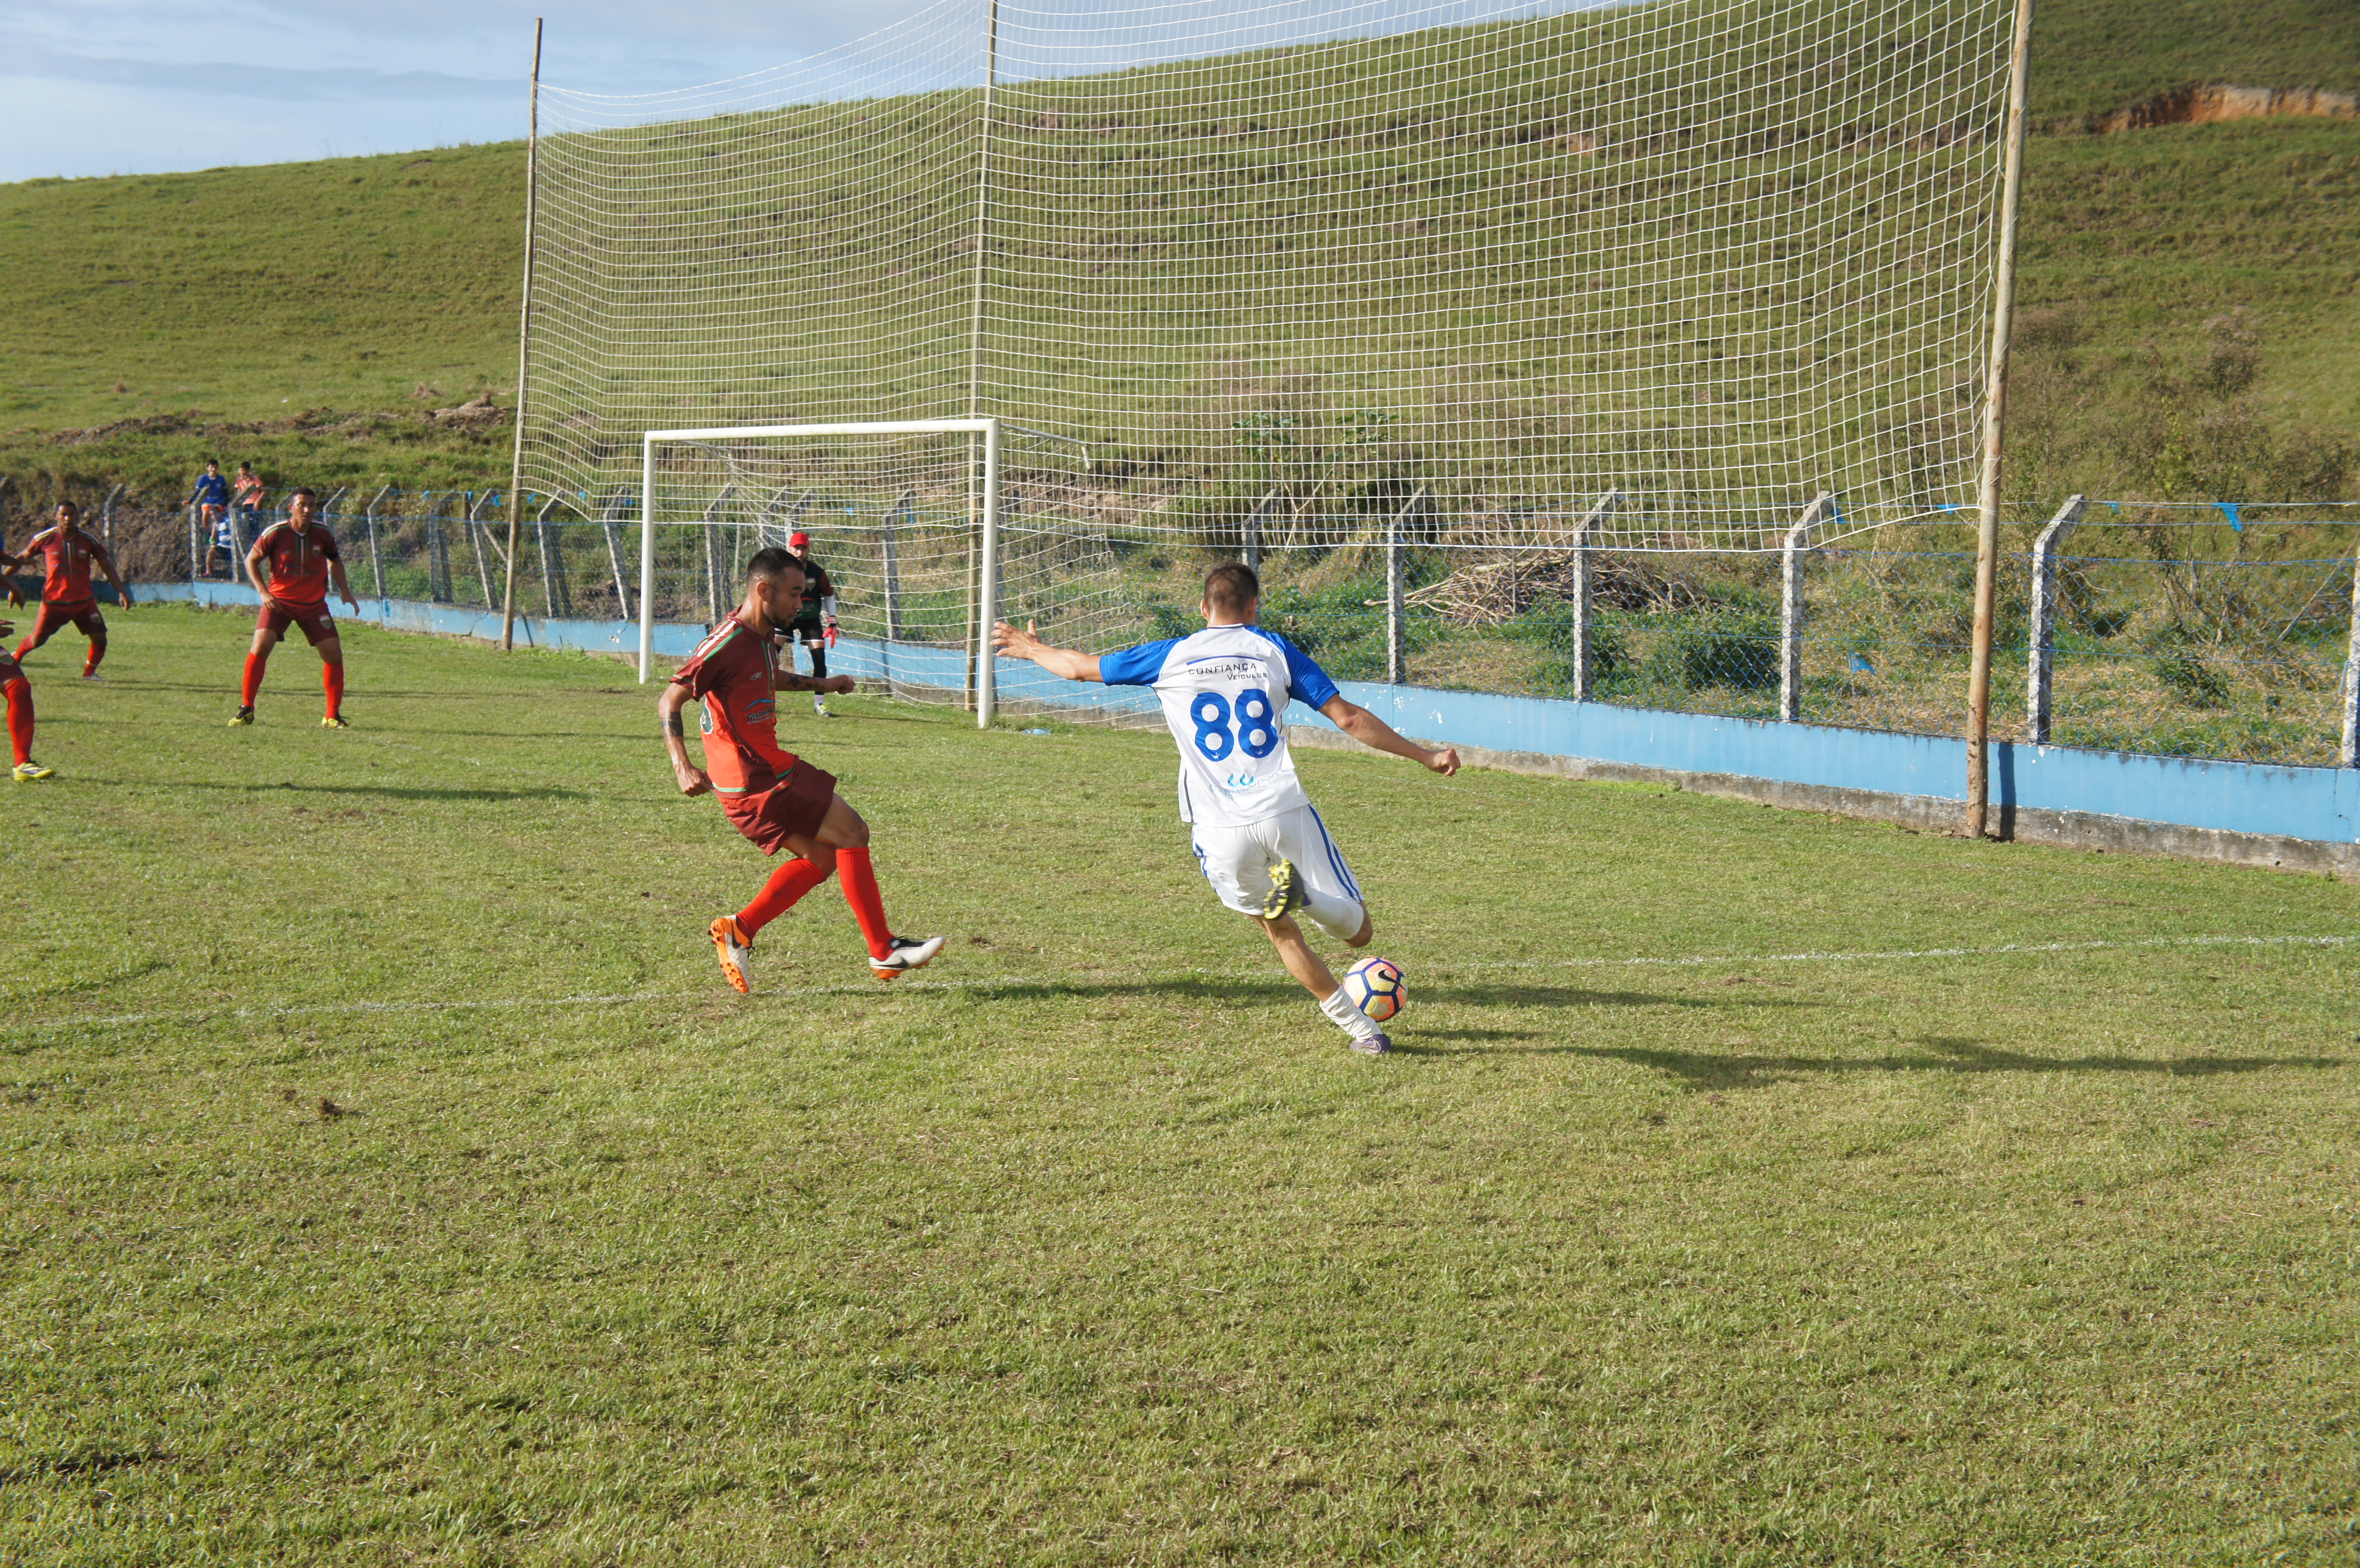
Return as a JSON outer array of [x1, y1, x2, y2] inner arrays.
[[534, 494, 566, 617], [881, 486, 912, 644], [600, 486, 634, 628], [1569, 489, 1622, 701], [466, 491, 498, 606], [363, 485, 391, 600], [1242, 488, 1278, 574], [1386, 486, 1427, 685], [2340, 543, 2360, 768], [2026, 494, 2088, 745], [1779, 493, 1836, 722]]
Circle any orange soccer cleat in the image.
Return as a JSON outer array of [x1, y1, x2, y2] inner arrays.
[[709, 915, 754, 994]]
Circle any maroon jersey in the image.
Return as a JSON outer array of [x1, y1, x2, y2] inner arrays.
[[252, 521, 341, 606], [671, 615, 802, 797], [24, 527, 111, 604]]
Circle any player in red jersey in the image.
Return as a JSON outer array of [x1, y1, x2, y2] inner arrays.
[[0, 572, 53, 778], [13, 502, 133, 681], [231, 487, 358, 728], [656, 546, 945, 990]]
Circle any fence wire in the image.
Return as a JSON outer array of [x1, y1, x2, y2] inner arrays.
[[164, 494, 2360, 769]]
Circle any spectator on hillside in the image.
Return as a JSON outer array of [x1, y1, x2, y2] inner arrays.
[[190, 460, 232, 578], [232, 463, 268, 553]]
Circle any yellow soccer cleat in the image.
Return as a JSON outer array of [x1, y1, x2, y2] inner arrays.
[[321, 714, 351, 729], [228, 706, 256, 726], [12, 760, 56, 782]]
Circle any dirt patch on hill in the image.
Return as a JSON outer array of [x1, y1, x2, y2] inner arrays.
[[2097, 85, 2357, 133]]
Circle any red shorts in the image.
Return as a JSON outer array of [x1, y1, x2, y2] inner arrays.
[[721, 762, 839, 856], [29, 599, 105, 647], [259, 599, 337, 646]]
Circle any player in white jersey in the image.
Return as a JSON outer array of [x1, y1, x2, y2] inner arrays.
[[994, 563, 1458, 1054]]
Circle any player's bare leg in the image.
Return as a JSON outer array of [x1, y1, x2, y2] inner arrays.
[[786, 794, 943, 979], [1260, 913, 1389, 1054]]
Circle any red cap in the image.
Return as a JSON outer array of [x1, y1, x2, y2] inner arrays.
[[788, 531, 811, 549]]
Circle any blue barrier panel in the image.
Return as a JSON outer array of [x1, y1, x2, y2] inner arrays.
[[140, 586, 2354, 847]]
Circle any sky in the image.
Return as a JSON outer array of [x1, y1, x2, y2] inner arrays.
[[4, 0, 1563, 184], [0, 0, 936, 183]]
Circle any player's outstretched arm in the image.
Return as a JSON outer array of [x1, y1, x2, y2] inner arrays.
[[97, 545, 132, 608], [655, 682, 713, 797], [991, 620, 1101, 683], [1318, 694, 1460, 776]]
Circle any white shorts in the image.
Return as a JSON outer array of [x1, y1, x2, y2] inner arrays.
[[1190, 804, 1364, 919]]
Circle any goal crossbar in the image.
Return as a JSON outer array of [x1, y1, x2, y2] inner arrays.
[[638, 418, 1006, 729]]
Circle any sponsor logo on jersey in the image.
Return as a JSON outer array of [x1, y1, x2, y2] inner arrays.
[[744, 698, 775, 726], [1224, 772, 1257, 789]]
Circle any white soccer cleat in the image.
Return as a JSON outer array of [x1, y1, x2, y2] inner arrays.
[[709, 916, 754, 994], [870, 934, 944, 980]]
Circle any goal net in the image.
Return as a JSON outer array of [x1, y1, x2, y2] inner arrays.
[[526, 0, 2019, 717], [637, 419, 1140, 722]]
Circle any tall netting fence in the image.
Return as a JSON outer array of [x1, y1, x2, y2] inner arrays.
[[521, 0, 2017, 544]]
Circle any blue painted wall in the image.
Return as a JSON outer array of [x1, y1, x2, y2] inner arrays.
[[139, 584, 2356, 845]]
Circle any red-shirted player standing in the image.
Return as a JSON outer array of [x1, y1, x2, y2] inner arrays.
[[0, 576, 53, 781], [14, 502, 133, 680], [656, 547, 946, 990], [231, 487, 358, 728]]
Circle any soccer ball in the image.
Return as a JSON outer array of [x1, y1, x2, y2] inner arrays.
[[1340, 956, 1406, 1023]]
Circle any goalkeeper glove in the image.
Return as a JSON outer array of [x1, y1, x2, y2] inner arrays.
[[824, 618, 838, 649]]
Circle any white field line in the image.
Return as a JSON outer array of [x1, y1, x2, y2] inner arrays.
[[4, 933, 2351, 1037]]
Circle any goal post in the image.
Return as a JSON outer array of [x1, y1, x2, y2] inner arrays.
[[638, 418, 1006, 726]]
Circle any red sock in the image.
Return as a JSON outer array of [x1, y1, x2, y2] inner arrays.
[[12, 638, 27, 662], [738, 857, 829, 938], [322, 661, 344, 719], [83, 641, 105, 677], [3, 679, 31, 766], [836, 846, 894, 960], [241, 652, 265, 706]]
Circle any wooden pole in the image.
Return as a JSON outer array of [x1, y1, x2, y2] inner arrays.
[[962, 0, 999, 713], [500, 16, 544, 652], [1965, 0, 2036, 838]]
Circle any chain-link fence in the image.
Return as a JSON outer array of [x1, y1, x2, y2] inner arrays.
[[115, 485, 2360, 771]]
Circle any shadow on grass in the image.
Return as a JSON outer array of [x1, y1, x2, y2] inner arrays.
[[0, 959, 172, 1004], [1426, 982, 1814, 1012], [190, 781, 596, 802], [1513, 1037, 2350, 1090]]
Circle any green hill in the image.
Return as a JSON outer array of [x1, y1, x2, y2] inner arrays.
[[0, 0, 2354, 514]]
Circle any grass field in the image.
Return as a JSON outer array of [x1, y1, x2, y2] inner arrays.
[[3, 606, 2356, 1562]]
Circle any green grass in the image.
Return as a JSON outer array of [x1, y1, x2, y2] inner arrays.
[[0, 0, 2356, 513], [3, 607, 2356, 1561]]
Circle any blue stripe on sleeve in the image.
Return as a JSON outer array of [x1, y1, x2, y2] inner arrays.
[[1266, 631, 1339, 710], [1098, 637, 1179, 687]]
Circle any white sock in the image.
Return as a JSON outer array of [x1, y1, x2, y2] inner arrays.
[[1319, 987, 1383, 1042], [1301, 889, 1365, 942]]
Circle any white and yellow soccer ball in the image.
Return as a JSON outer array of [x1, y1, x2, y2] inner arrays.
[[1340, 956, 1406, 1023]]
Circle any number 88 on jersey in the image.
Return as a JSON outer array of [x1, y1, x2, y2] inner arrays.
[[1190, 688, 1280, 761]]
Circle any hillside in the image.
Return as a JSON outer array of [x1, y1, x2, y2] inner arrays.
[[0, 0, 2354, 514]]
